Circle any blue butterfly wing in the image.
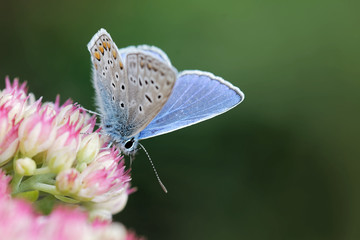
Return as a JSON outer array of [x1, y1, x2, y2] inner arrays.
[[138, 70, 244, 140]]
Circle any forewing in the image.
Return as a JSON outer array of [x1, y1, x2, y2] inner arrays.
[[138, 70, 244, 140], [88, 29, 128, 129]]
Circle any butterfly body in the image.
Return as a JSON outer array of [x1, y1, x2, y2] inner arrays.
[[88, 29, 244, 155]]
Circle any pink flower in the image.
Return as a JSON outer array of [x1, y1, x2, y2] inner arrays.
[[0, 169, 11, 196], [0, 78, 137, 231], [0, 170, 39, 240], [56, 103, 94, 133], [0, 170, 142, 240], [56, 168, 81, 195], [37, 207, 92, 240], [0, 105, 20, 166], [0, 77, 28, 124], [77, 148, 131, 201], [56, 147, 132, 217], [46, 119, 81, 173], [18, 104, 57, 157], [3, 76, 27, 95]]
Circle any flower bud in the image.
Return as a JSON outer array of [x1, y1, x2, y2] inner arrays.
[[18, 105, 57, 157], [77, 133, 100, 164], [0, 92, 27, 124], [46, 121, 81, 173], [56, 104, 89, 131], [56, 168, 81, 195], [90, 189, 129, 215], [15, 157, 36, 176], [0, 119, 19, 166]]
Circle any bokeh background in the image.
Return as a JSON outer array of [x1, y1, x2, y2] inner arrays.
[[1, 1, 359, 239]]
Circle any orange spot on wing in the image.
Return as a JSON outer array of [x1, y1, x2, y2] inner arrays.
[[112, 50, 117, 59], [98, 46, 104, 54], [94, 52, 101, 60], [119, 61, 124, 70], [102, 41, 107, 50]]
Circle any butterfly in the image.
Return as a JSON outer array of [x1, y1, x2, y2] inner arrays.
[[87, 28, 244, 156]]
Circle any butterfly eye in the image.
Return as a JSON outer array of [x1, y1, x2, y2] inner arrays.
[[124, 138, 135, 149]]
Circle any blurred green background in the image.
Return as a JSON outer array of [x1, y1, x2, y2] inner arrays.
[[1, 0, 359, 239]]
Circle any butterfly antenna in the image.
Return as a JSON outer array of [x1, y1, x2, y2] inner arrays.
[[138, 142, 168, 193], [74, 103, 103, 117]]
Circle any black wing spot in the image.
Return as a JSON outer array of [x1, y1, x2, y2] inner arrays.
[[145, 94, 153, 103], [121, 84, 125, 90], [120, 102, 125, 108], [130, 76, 137, 84], [111, 82, 116, 89]]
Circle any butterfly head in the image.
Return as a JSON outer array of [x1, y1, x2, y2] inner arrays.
[[117, 136, 139, 155], [101, 119, 140, 155]]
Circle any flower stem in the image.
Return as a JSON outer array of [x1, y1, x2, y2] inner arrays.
[[10, 173, 23, 194], [33, 166, 51, 175], [17, 173, 56, 193], [32, 182, 60, 196]]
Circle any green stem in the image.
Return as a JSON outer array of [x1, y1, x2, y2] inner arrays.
[[33, 166, 51, 175], [17, 173, 56, 192], [32, 182, 60, 196], [8, 151, 24, 193], [10, 173, 23, 194]]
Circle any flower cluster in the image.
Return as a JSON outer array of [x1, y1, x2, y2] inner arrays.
[[0, 169, 143, 240], [0, 77, 133, 220]]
